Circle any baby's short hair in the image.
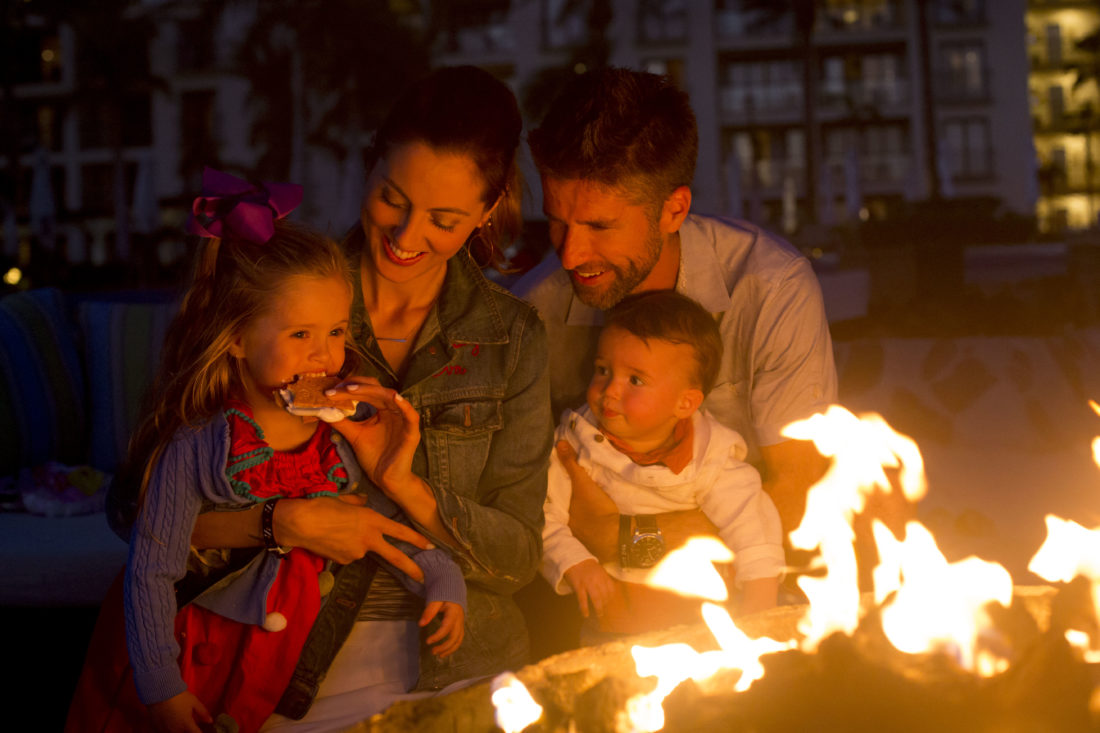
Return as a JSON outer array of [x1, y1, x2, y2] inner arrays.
[[604, 290, 722, 394]]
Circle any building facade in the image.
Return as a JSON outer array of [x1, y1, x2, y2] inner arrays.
[[1028, 0, 1100, 232]]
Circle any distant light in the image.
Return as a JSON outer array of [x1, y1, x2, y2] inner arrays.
[[859, 206, 870, 222], [41, 49, 55, 63], [4, 267, 22, 286], [574, 62, 587, 74], [843, 9, 858, 24], [811, 247, 824, 259]]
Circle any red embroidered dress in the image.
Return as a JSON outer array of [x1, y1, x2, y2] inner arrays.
[[176, 401, 348, 732]]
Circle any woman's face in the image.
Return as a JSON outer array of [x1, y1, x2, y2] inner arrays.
[[360, 141, 493, 284]]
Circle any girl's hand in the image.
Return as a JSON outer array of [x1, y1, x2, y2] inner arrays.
[[147, 690, 210, 733], [564, 558, 616, 618], [277, 494, 429, 580], [329, 378, 422, 499], [420, 600, 465, 658]]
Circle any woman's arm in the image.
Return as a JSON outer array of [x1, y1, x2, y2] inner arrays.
[[428, 310, 552, 594], [190, 494, 431, 579]]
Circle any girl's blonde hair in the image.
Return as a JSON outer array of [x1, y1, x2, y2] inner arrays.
[[115, 219, 352, 515]]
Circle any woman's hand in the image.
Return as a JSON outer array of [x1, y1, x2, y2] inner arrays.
[[147, 690, 210, 733], [329, 378, 422, 500], [420, 600, 465, 658], [277, 495, 429, 581]]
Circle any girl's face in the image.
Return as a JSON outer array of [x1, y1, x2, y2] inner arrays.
[[360, 141, 495, 284], [229, 274, 352, 408]]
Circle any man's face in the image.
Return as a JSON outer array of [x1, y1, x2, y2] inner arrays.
[[541, 176, 663, 310]]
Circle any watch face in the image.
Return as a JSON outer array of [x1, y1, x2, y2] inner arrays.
[[630, 536, 666, 568]]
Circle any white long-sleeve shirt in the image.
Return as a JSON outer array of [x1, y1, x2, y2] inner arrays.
[[541, 406, 784, 594]]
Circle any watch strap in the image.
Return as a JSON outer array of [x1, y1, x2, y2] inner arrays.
[[635, 514, 659, 533], [619, 514, 632, 568]]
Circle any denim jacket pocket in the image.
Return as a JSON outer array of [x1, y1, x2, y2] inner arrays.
[[422, 400, 502, 496]]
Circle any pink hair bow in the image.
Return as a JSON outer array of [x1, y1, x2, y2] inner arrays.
[[186, 167, 303, 243]]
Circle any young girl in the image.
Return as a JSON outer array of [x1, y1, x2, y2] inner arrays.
[[120, 170, 465, 733]]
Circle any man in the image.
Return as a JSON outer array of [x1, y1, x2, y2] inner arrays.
[[512, 68, 839, 654]]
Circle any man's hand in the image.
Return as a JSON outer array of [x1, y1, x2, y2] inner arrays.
[[421, 600, 465, 658], [147, 690, 210, 733], [560, 440, 719, 561], [559, 441, 620, 562], [563, 559, 616, 618]]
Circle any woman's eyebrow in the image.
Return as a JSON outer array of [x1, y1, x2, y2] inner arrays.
[[382, 177, 472, 216]]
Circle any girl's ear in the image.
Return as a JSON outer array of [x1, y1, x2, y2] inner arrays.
[[227, 333, 246, 359], [674, 387, 704, 419]]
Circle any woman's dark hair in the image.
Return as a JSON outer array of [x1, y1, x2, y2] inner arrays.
[[368, 65, 523, 268]]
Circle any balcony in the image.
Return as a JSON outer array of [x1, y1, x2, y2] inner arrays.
[[935, 67, 992, 105], [816, 0, 906, 34], [719, 87, 804, 124], [1033, 108, 1099, 134], [818, 79, 912, 118]]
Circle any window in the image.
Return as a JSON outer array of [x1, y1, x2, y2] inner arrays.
[[181, 91, 217, 192], [942, 118, 992, 179], [721, 59, 802, 115], [638, 0, 687, 43], [933, 0, 985, 25], [542, 0, 589, 49], [939, 43, 987, 102]]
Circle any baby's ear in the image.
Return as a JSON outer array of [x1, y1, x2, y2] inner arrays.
[[675, 388, 704, 419]]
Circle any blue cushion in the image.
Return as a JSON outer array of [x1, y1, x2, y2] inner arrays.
[[77, 299, 177, 473], [0, 288, 87, 475]]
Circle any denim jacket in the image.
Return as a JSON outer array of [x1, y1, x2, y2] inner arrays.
[[276, 249, 552, 717]]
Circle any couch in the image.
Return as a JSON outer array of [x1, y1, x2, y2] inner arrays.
[[0, 286, 177, 606]]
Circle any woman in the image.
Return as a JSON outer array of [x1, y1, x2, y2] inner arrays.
[[260, 64, 552, 729], [78, 66, 551, 732]]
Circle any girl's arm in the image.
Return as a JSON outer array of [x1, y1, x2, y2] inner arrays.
[[124, 435, 202, 706]]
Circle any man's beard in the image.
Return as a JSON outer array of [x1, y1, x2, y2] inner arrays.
[[571, 220, 664, 310]]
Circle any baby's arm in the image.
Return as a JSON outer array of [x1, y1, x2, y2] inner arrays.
[[696, 456, 784, 612]]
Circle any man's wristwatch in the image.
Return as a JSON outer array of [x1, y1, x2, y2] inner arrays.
[[619, 514, 667, 568]]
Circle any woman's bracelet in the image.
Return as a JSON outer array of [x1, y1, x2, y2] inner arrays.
[[261, 499, 289, 555]]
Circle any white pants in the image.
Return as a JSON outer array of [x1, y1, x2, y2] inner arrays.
[[260, 620, 481, 732]]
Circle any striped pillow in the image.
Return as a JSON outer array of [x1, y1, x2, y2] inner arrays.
[[78, 299, 177, 473], [0, 288, 87, 476]]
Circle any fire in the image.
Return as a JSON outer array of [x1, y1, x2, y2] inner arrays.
[[645, 536, 733, 601], [490, 672, 542, 733], [875, 520, 1013, 674], [782, 405, 926, 649]]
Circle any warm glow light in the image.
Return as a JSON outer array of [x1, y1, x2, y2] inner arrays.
[[646, 536, 733, 602], [625, 605, 794, 732], [3, 267, 21, 286], [490, 672, 542, 733], [782, 406, 926, 649], [877, 521, 1013, 675]]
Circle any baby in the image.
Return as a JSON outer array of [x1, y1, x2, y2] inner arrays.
[[541, 290, 783, 638]]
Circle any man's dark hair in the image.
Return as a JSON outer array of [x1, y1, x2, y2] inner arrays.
[[528, 67, 698, 205], [604, 290, 721, 394]]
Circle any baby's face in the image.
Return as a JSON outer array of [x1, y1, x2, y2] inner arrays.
[[586, 326, 701, 449]]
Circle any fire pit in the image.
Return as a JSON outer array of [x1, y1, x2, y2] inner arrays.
[[352, 406, 1100, 733]]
